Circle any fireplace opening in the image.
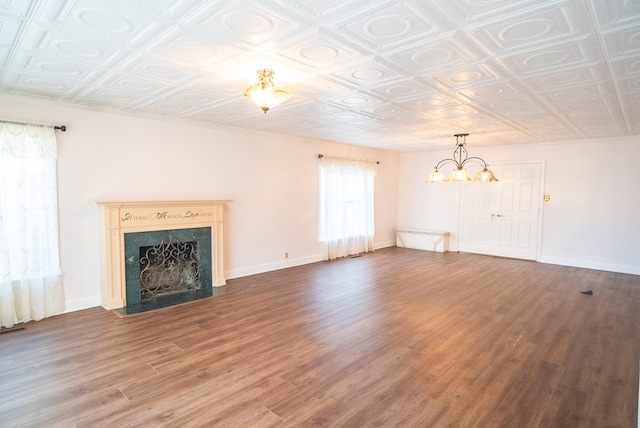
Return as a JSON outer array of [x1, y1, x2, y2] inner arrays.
[[123, 226, 215, 312], [139, 237, 201, 301]]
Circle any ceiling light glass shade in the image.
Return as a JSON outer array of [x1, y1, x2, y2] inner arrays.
[[450, 167, 471, 181], [474, 168, 498, 182], [427, 169, 447, 183], [244, 69, 292, 113]]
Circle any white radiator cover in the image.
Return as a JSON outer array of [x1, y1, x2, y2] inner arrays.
[[396, 228, 450, 253]]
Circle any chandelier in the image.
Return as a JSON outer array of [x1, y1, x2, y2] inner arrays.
[[427, 134, 498, 183], [244, 69, 292, 113]]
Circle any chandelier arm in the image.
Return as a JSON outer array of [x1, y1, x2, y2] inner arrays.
[[434, 158, 461, 170], [460, 156, 489, 169]]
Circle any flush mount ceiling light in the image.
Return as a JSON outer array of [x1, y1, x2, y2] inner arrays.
[[243, 69, 292, 113], [427, 133, 498, 183]]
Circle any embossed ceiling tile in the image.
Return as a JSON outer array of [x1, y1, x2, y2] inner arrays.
[[181, 0, 303, 50], [129, 100, 202, 117], [457, 80, 525, 101], [421, 104, 479, 121], [557, 96, 624, 121], [529, 126, 582, 141], [0, 46, 9, 66], [615, 75, 640, 93], [146, 31, 251, 71], [329, 58, 404, 88], [396, 94, 463, 112], [353, 102, 406, 118], [76, 87, 151, 107], [476, 95, 542, 115], [348, 118, 404, 133], [0, 11, 23, 47], [0, 0, 35, 17], [323, 109, 374, 125], [536, 82, 612, 104], [439, 114, 512, 132], [41, 33, 131, 68], [122, 56, 204, 85], [384, 31, 480, 75], [274, 0, 374, 22], [474, 130, 541, 146], [4, 67, 85, 94], [2, 85, 72, 100], [323, 91, 385, 111], [55, 0, 171, 44], [368, 78, 438, 103], [289, 75, 354, 101], [579, 124, 627, 138], [331, 1, 444, 52], [285, 102, 347, 121], [197, 98, 272, 123], [426, 60, 506, 91], [520, 63, 609, 90], [181, 100, 247, 123], [382, 112, 444, 130], [276, 28, 369, 72], [434, 0, 551, 26], [496, 35, 602, 76], [150, 88, 233, 111], [588, 0, 640, 29], [11, 51, 104, 83], [466, 1, 591, 55], [600, 22, 640, 59], [609, 56, 640, 78], [622, 92, 640, 111], [102, 74, 172, 96]]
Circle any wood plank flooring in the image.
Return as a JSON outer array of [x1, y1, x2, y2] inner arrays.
[[1, 247, 638, 427]]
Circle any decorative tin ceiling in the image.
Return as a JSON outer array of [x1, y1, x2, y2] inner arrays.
[[1, 0, 638, 150]]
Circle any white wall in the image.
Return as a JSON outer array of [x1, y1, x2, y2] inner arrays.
[[398, 137, 640, 275], [0, 93, 399, 312]]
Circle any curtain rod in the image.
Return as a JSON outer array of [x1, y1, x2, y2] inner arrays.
[[318, 154, 379, 164], [0, 119, 66, 132]]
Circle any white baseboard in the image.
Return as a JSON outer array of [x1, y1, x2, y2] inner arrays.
[[374, 240, 396, 250], [64, 295, 102, 313], [226, 254, 323, 279], [538, 256, 640, 276], [227, 241, 397, 279]]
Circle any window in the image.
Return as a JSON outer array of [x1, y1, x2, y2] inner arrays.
[[319, 156, 377, 260], [0, 123, 64, 328]]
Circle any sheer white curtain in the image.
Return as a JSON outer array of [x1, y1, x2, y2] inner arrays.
[[319, 156, 377, 260], [0, 123, 64, 328]]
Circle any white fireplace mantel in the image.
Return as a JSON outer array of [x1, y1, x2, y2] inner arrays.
[[95, 200, 230, 310]]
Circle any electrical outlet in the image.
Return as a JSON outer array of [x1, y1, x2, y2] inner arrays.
[[285, 252, 288, 259]]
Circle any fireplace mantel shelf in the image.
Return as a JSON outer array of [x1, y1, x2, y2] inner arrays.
[[95, 200, 230, 310]]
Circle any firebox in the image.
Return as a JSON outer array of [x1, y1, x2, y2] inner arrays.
[[124, 227, 212, 308]]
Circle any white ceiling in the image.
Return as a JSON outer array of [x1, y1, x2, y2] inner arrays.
[[1, 0, 639, 151]]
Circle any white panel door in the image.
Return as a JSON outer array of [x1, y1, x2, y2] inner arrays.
[[458, 163, 542, 260]]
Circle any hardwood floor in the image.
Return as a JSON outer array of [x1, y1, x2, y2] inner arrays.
[[1, 247, 638, 427]]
